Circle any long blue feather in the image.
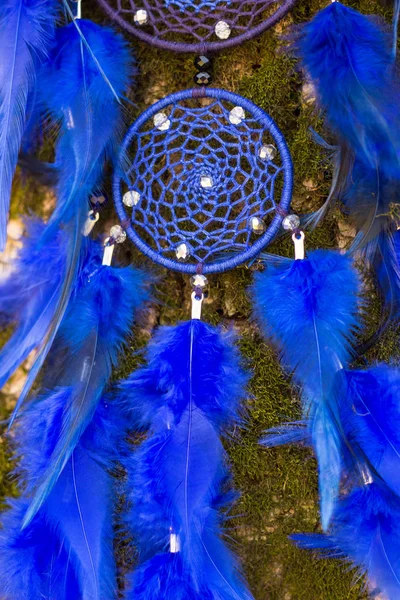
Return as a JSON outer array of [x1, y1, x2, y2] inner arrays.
[[294, 2, 400, 175], [292, 364, 400, 598], [251, 250, 360, 529], [296, 2, 400, 250], [22, 242, 147, 527], [0, 391, 128, 600], [120, 320, 253, 599], [0, 0, 58, 251], [6, 19, 133, 420], [0, 218, 67, 389]]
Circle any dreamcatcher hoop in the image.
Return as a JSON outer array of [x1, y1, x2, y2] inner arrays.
[[97, 0, 297, 54], [113, 87, 293, 274]]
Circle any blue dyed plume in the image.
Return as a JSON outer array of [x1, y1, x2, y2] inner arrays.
[[120, 320, 254, 599], [22, 240, 148, 526], [292, 364, 400, 598], [0, 0, 58, 251], [6, 20, 133, 419], [0, 391, 128, 600], [296, 2, 400, 254], [294, 2, 400, 176], [0, 218, 67, 391], [251, 250, 360, 529]]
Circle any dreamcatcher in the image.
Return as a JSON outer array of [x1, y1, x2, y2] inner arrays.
[[111, 86, 293, 597], [96, 0, 297, 54], [1, 0, 400, 598]]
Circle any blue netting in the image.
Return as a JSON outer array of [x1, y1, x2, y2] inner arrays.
[[162, 0, 231, 12], [114, 88, 293, 274]]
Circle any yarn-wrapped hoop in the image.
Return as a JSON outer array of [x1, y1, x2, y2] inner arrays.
[[97, 0, 297, 53], [114, 88, 293, 274]]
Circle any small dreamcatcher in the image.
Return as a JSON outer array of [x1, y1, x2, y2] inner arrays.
[[113, 87, 293, 274], [96, 0, 297, 53]]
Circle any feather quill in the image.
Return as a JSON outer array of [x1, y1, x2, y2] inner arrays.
[[120, 320, 253, 599], [251, 250, 360, 529], [292, 364, 400, 598], [0, 0, 58, 250]]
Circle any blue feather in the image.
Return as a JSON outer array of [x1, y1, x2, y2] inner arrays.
[[0, 391, 128, 600], [292, 364, 400, 598], [22, 244, 147, 527], [6, 19, 133, 419], [40, 19, 133, 230], [0, 0, 58, 250], [0, 218, 67, 389], [252, 250, 360, 529], [296, 2, 400, 251], [120, 321, 253, 599], [295, 2, 400, 176]]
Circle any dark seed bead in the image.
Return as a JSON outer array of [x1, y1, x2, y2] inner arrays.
[[194, 55, 212, 70], [194, 71, 212, 86]]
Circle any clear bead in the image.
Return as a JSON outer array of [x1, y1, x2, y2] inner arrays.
[[110, 225, 127, 244], [229, 106, 245, 125], [154, 112, 171, 131], [190, 274, 208, 288], [134, 9, 148, 25], [123, 190, 140, 207], [250, 217, 266, 235], [200, 175, 213, 189], [175, 243, 190, 261], [282, 214, 301, 231], [215, 20, 231, 39], [259, 144, 277, 161]]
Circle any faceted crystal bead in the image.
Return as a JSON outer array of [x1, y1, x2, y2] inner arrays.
[[229, 106, 245, 125], [123, 190, 140, 207], [134, 9, 147, 25], [190, 274, 208, 288], [110, 225, 126, 244], [194, 55, 212, 70], [200, 175, 213, 188], [153, 112, 171, 131], [250, 216, 266, 235], [194, 71, 212, 86], [259, 144, 277, 161], [175, 243, 190, 261], [215, 20, 231, 39], [282, 214, 301, 231]]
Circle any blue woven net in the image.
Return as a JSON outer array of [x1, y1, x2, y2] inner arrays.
[[117, 92, 291, 271], [162, 0, 231, 12]]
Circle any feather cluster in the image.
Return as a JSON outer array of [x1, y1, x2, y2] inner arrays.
[[0, 238, 147, 598], [292, 365, 400, 599], [22, 238, 148, 525], [0, 17, 134, 419], [251, 250, 360, 529], [119, 320, 254, 599], [0, 392, 127, 600], [293, 2, 400, 319]]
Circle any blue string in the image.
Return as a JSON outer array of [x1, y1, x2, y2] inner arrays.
[[163, 0, 231, 11]]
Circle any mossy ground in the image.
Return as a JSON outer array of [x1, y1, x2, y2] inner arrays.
[[0, 0, 398, 598]]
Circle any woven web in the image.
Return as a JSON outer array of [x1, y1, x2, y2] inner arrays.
[[97, 0, 296, 51], [119, 97, 285, 265], [163, 0, 231, 12]]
